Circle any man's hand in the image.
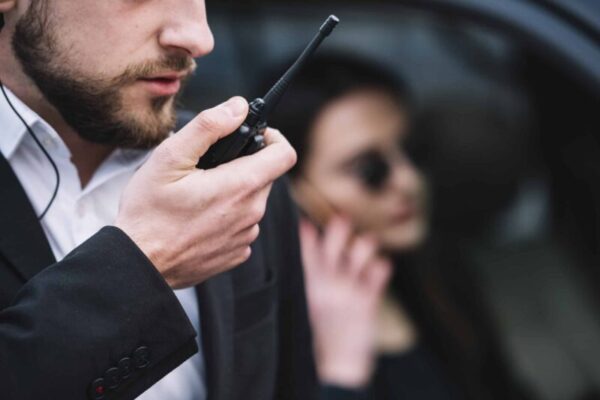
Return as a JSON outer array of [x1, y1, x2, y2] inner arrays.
[[115, 97, 297, 289]]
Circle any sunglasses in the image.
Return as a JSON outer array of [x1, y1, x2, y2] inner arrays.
[[343, 136, 421, 192]]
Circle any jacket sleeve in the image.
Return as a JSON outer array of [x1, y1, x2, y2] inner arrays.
[[272, 178, 319, 400], [0, 226, 198, 400]]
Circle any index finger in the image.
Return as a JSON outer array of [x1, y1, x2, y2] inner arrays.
[[166, 97, 248, 168], [215, 128, 297, 190]]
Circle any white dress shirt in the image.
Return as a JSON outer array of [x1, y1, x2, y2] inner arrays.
[[0, 87, 206, 400]]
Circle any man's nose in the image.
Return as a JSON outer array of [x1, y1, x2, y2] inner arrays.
[[158, 1, 215, 58]]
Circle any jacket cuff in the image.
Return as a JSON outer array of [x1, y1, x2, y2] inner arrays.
[[4, 226, 198, 399], [83, 226, 199, 398]]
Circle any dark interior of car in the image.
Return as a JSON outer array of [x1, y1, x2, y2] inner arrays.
[[180, 2, 600, 398]]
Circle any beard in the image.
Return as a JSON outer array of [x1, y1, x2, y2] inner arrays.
[[12, 2, 195, 149]]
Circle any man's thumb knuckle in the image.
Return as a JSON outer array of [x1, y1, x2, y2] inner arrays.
[[278, 144, 297, 170], [286, 145, 298, 167], [195, 110, 225, 136]]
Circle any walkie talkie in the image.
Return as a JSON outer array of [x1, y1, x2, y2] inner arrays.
[[196, 15, 339, 170]]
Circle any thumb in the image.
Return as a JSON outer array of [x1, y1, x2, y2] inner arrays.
[[165, 97, 248, 168]]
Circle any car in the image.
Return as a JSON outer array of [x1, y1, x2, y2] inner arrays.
[[181, 1, 600, 398]]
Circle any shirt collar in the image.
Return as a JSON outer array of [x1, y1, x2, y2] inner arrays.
[[0, 85, 45, 159]]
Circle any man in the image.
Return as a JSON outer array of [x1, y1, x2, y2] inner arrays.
[[0, 0, 316, 399]]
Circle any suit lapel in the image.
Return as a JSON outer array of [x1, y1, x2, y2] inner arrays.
[[0, 154, 55, 281], [197, 271, 234, 400]]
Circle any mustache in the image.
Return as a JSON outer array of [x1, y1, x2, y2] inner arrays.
[[114, 54, 197, 84]]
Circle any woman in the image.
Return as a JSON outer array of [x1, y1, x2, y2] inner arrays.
[[269, 53, 530, 400]]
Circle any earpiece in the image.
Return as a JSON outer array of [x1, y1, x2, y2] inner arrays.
[[0, 82, 61, 220]]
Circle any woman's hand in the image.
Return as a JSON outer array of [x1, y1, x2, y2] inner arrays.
[[300, 216, 391, 388]]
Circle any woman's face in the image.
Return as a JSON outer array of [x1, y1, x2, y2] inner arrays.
[[301, 89, 428, 251]]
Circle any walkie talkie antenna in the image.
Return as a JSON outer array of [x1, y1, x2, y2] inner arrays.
[[196, 14, 340, 170], [262, 15, 339, 116]]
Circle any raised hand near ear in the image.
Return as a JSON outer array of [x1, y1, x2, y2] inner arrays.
[[299, 216, 391, 388]]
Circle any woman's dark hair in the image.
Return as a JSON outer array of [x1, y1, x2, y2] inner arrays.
[[265, 51, 413, 177]]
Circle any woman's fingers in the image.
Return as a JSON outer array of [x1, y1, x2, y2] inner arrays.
[[299, 218, 321, 278], [322, 216, 353, 274], [300, 215, 390, 295], [364, 257, 392, 294], [345, 235, 378, 280]]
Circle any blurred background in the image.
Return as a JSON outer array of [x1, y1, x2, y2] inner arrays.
[[180, 1, 600, 399]]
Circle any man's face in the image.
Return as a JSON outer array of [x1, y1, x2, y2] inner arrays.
[[12, 0, 214, 148]]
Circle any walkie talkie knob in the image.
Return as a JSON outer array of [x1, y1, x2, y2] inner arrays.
[[245, 134, 266, 155], [245, 98, 265, 126]]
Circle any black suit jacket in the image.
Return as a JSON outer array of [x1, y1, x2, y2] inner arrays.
[[0, 153, 317, 399]]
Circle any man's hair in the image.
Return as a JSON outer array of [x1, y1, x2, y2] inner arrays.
[[265, 51, 413, 177]]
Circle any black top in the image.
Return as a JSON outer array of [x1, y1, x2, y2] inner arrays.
[[372, 345, 461, 400], [320, 344, 460, 400], [319, 236, 532, 400]]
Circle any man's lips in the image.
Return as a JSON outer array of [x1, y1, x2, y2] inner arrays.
[[137, 73, 187, 96]]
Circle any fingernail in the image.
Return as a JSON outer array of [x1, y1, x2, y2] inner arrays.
[[225, 97, 247, 117]]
